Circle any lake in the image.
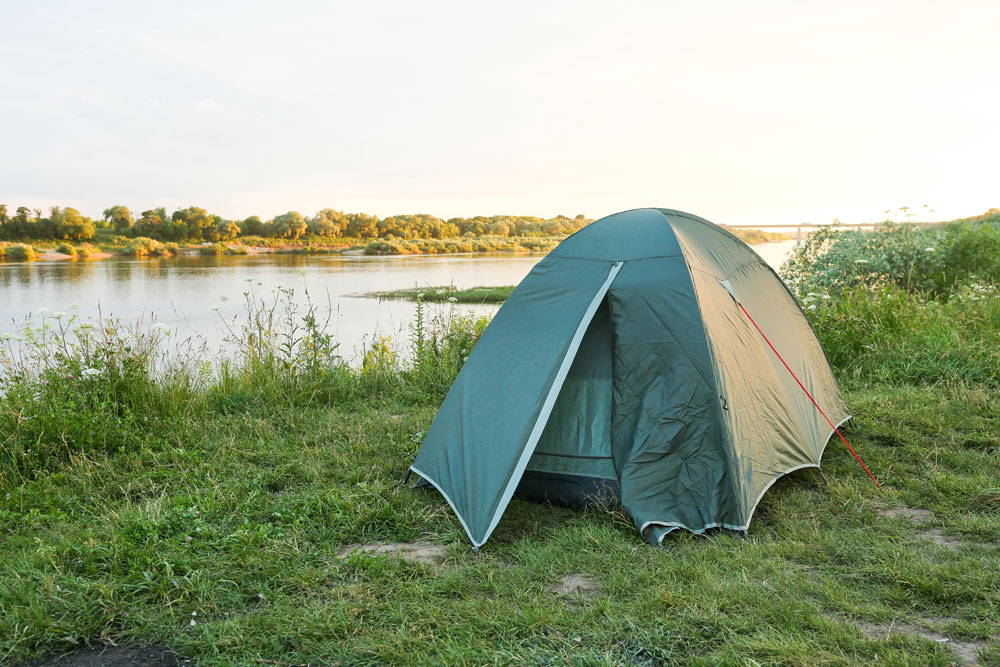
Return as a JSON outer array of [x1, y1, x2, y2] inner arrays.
[[0, 240, 797, 362]]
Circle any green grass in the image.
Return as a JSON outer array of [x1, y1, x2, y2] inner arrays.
[[0, 381, 996, 665], [1, 281, 998, 665], [376, 285, 516, 304]]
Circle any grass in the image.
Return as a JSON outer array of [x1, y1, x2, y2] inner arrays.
[[376, 284, 517, 304], [1, 264, 998, 664]]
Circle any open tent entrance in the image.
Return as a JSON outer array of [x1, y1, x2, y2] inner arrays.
[[515, 297, 620, 508]]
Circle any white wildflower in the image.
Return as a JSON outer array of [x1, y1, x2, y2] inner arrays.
[[436, 289, 446, 295], [210, 305, 221, 312], [417, 292, 426, 298], [807, 304, 817, 310], [298, 270, 307, 276], [69, 303, 80, 310], [448, 297, 458, 302], [52, 311, 68, 319], [245, 277, 255, 283], [0, 333, 12, 341], [81, 368, 101, 378], [36, 308, 52, 316], [822, 295, 831, 300], [854, 259, 868, 264], [924, 247, 936, 252], [151, 323, 170, 336]]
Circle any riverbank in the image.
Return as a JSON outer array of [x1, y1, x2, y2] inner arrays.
[[0, 227, 792, 264], [1, 271, 998, 665]]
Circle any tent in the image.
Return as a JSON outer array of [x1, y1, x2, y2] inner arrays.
[[410, 208, 855, 548]]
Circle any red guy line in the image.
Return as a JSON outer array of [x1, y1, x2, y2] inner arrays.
[[737, 302, 882, 489]]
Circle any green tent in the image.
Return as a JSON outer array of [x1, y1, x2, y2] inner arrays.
[[410, 208, 850, 548]]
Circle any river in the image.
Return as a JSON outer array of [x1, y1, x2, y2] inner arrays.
[[0, 240, 797, 362]]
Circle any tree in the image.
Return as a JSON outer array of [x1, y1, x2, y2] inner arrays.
[[134, 208, 167, 238], [345, 212, 379, 238], [171, 207, 214, 241], [273, 211, 307, 239], [103, 205, 134, 233], [51, 207, 96, 240], [240, 215, 268, 237], [308, 209, 347, 237], [216, 218, 240, 241]]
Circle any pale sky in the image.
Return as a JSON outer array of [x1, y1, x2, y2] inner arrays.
[[2, 0, 998, 226]]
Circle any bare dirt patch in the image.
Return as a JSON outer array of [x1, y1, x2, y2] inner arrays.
[[337, 541, 448, 566], [549, 574, 603, 597], [877, 505, 962, 550], [29, 644, 184, 667], [852, 618, 989, 664], [878, 506, 935, 522]]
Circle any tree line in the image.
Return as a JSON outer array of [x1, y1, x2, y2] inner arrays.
[[0, 204, 590, 243]]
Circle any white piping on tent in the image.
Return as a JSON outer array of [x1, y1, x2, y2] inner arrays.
[[474, 260, 624, 548], [638, 413, 851, 545], [409, 464, 479, 546]]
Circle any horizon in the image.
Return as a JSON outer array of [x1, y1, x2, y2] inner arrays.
[[2, 1, 998, 227]]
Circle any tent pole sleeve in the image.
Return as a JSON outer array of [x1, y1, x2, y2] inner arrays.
[[476, 261, 624, 547]]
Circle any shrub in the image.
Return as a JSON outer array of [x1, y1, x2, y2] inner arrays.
[[6, 244, 37, 262], [56, 242, 77, 257], [783, 215, 1000, 297], [125, 237, 172, 257], [200, 242, 228, 256], [0, 245, 5, 261], [227, 245, 249, 255], [75, 245, 93, 259]]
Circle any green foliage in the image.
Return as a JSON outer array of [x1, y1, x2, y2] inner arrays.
[[378, 284, 516, 303], [805, 283, 1000, 389], [0, 202, 595, 251], [5, 243, 38, 261], [55, 242, 77, 256], [0, 285, 997, 664], [273, 211, 307, 240], [364, 235, 564, 255], [124, 237, 172, 257], [0, 314, 192, 482], [199, 242, 228, 256], [103, 205, 134, 233], [49, 206, 96, 240], [783, 213, 1000, 297]]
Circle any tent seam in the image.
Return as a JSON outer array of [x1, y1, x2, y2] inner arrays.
[[475, 260, 624, 547], [638, 413, 851, 536]]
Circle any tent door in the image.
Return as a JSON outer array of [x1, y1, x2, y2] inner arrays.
[[516, 297, 619, 508]]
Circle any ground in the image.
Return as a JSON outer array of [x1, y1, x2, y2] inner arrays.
[[1, 383, 998, 666]]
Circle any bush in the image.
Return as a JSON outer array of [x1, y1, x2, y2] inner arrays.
[[227, 245, 249, 255], [200, 243, 228, 256], [0, 246, 5, 261], [75, 245, 93, 259], [783, 214, 1000, 297], [56, 242, 77, 257], [125, 237, 172, 257], [5, 244, 37, 262]]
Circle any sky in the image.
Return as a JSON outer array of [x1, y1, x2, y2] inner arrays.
[[1, 0, 998, 227]]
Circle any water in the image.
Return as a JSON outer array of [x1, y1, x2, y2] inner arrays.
[[0, 241, 797, 361]]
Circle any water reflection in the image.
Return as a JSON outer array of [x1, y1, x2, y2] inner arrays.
[[1, 242, 796, 361]]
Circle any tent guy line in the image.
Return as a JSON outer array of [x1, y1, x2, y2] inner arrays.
[[735, 299, 883, 489]]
